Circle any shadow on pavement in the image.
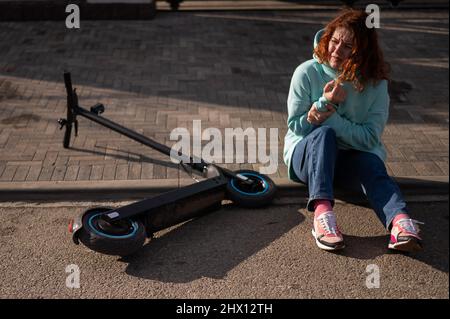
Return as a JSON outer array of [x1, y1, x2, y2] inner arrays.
[[405, 202, 449, 273], [0, 10, 447, 122], [123, 204, 304, 282], [332, 201, 449, 274], [122, 201, 447, 283], [69, 146, 180, 170]]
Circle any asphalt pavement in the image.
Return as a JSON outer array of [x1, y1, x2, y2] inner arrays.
[[0, 200, 447, 299]]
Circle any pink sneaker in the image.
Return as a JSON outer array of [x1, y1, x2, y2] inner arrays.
[[388, 218, 423, 252], [311, 211, 345, 251]]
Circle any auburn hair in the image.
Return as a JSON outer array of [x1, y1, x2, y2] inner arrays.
[[313, 9, 390, 91]]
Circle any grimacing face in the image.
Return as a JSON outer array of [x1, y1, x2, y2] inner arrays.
[[328, 27, 354, 69]]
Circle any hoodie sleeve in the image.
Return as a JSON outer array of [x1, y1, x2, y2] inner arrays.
[[286, 64, 315, 137], [322, 80, 389, 151]]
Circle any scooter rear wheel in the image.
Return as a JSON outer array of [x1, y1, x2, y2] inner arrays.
[[226, 170, 277, 208], [78, 207, 146, 257]]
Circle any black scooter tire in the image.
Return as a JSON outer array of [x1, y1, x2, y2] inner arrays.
[[78, 207, 146, 257], [226, 170, 277, 208]]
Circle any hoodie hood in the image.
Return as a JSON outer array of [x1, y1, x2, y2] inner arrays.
[[312, 28, 338, 79], [314, 28, 325, 50]]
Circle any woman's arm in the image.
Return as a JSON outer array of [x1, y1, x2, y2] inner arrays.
[[322, 80, 389, 151], [287, 65, 319, 136]]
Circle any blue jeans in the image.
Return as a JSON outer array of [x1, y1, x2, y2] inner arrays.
[[292, 126, 408, 230]]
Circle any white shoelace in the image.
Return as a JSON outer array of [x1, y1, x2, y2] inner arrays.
[[396, 218, 424, 234], [317, 212, 339, 236]]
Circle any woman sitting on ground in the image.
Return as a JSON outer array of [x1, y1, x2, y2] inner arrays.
[[283, 9, 423, 252]]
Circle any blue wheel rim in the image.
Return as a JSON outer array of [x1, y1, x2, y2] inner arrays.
[[230, 172, 269, 196], [88, 213, 138, 239]]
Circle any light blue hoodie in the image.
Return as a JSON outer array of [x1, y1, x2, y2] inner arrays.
[[283, 29, 389, 182]]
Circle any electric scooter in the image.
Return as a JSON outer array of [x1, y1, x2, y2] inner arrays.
[[61, 72, 277, 256]]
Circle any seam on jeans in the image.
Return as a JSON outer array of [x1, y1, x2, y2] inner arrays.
[[300, 141, 308, 173], [310, 132, 317, 187]]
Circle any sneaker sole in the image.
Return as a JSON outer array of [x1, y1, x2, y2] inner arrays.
[[311, 229, 345, 251], [388, 238, 423, 252]]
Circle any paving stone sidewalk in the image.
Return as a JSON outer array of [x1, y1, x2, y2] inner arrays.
[[0, 9, 448, 193]]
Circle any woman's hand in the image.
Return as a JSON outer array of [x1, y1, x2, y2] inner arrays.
[[323, 80, 346, 104], [307, 103, 335, 125]]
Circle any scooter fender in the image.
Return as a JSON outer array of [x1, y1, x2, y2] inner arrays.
[[69, 213, 84, 245]]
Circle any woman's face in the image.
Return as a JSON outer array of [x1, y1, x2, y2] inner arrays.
[[328, 27, 354, 69]]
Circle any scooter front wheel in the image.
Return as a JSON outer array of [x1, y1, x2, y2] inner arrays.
[[226, 170, 277, 208], [78, 207, 146, 257]]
